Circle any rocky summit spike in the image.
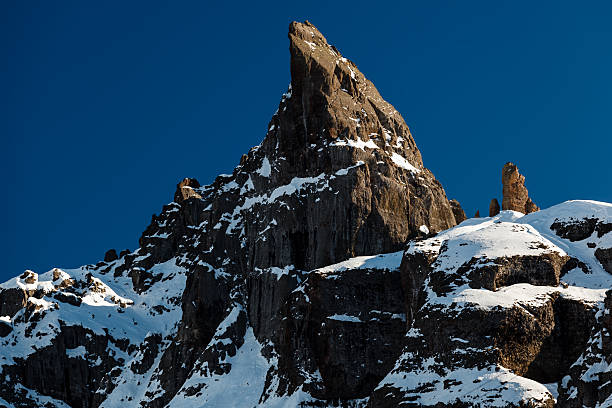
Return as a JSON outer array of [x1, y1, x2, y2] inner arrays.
[[269, 21, 424, 172]]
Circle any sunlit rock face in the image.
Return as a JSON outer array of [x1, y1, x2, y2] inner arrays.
[[502, 162, 539, 214]]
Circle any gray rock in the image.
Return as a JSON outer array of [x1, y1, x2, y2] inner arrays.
[[595, 247, 612, 274]]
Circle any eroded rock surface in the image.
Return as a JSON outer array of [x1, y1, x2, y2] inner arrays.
[[274, 253, 406, 400], [502, 162, 539, 214], [371, 204, 611, 408]]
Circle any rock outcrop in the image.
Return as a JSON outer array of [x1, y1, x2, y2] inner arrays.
[[449, 199, 467, 224], [371, 203, 611, 407], [173, 177, 201, 203], [103, 249, 118, 263], [595, 247, 612, 273], [502, 162, 539, 214], [489, 197, 500, 217]]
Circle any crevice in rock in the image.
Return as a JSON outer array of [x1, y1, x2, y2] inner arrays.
[[523, 296, 597, 384]]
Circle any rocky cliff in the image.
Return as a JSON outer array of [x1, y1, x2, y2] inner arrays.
[[1, 21, 611, 408]]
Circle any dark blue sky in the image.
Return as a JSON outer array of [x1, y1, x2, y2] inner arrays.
[[2, 1, 611, 282]]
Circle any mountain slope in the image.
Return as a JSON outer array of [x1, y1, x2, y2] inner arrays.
[[1, 21, 611, 408], [372, 201, 612, 407]]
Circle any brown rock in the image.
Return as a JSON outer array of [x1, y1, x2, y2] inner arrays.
[[489, 198, 500, 217], [173, 178, 201, 203], [501, 162, 539, 214], [604, 290, 612, 356], [21, 270, 37, 284], [103, 249, 118, 262], [227, 20, 459, 272], [449, 199, 466, 224], [464, 252, 570, 291], [0, 319, 11, 337], [136, 20, 459, 405], [0, 288, 28, 318], [550, 217, 612, 243], [370, 233, 599, 408], [474, 210, 480, 218], [13, 325, 119, 408]]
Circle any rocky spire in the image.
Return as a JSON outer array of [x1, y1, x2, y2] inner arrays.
[[232, 20, 459, 270], [449, 199, 466, 223], [262, 21, 424, 175], [489, 198, 500, 217], [501, 163, 539, 214]]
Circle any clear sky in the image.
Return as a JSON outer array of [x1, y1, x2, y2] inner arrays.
[[2, 1, 611, 282]]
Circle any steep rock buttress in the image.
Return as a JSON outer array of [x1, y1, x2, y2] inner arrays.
[[0, 21, 459, 408]]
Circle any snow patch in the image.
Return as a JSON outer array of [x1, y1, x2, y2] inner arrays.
[[256, 157, 271, 177], [390, 152, 420, 173], [316, 251, 403, 276], [327, 314, 363, 323], [66, 345, 87, 359], [330, 136, 378, 151]]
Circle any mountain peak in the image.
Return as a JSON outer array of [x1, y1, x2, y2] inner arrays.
[[289, 20, 327, 46], [274, 21, 424, 171], [288, 20, 361, 89]]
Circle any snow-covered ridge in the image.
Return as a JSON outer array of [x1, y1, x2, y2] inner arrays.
[[430, 282, 608, 311], [0, 258, 186, 365], [375, 200, 612, 407], [314, 251, 403, 276], [407, 200, 612, 289]]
